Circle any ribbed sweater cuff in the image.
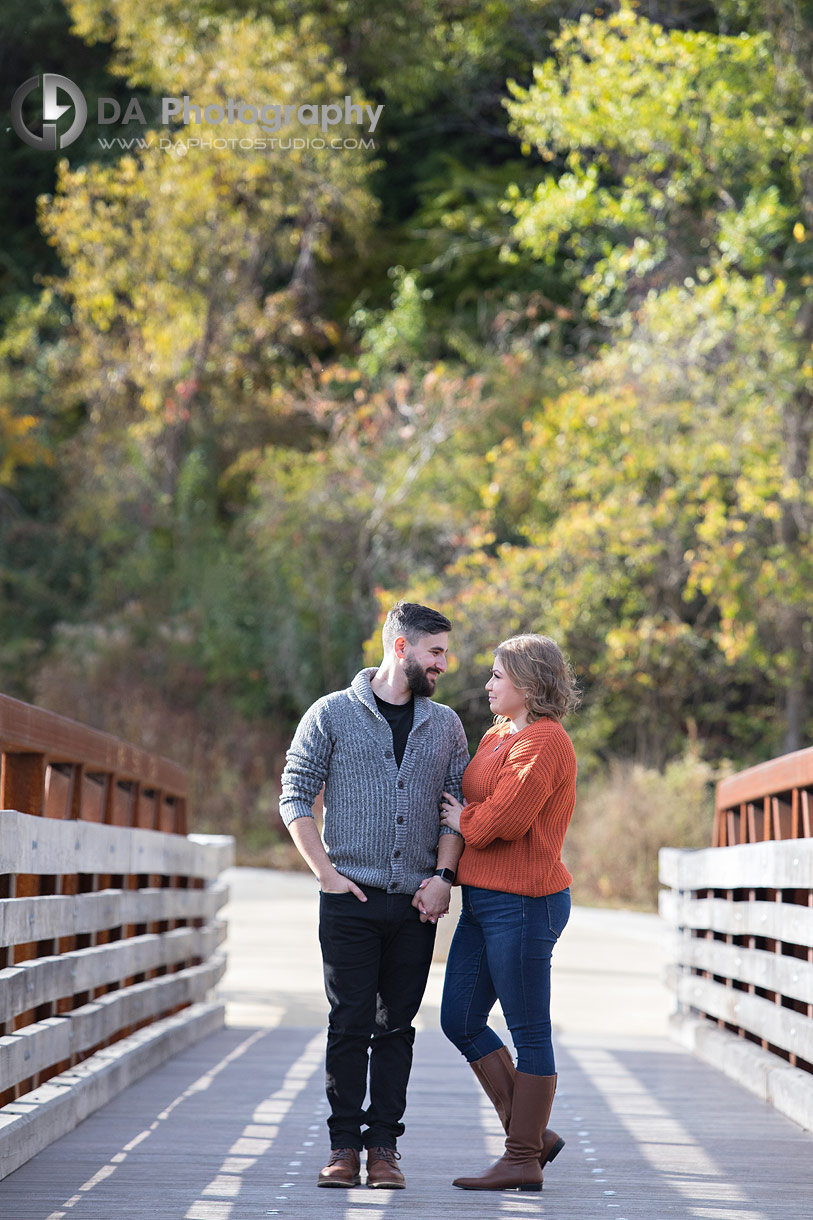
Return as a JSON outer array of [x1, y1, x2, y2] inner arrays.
[[279, 802, 316, 827]]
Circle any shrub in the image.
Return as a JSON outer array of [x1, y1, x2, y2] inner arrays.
[[564, 751, 722, 910]]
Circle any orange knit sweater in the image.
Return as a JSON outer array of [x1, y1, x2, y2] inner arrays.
[[456, 716, 577, 897]]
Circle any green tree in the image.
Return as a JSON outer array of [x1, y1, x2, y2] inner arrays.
[[245, 360, 502, 706], [34, 13, 375, 582], [500, 5, 813, 751]]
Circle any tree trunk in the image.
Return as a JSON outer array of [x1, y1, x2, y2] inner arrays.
[[783, 677, 805, 754], [778, 388, 813, 754]]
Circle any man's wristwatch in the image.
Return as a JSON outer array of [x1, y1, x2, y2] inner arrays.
[[433, 867, 456, 884]]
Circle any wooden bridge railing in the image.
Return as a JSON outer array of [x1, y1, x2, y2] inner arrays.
[[713, 746, 813, 846], [660, 746, 813, 1133], [0, 693, 233, 1180]]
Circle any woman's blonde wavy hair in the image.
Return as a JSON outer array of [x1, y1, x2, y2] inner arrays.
[[493, 634, 580, 723]]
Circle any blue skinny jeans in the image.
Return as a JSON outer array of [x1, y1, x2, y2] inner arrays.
[[440, 885, 571, 1077]]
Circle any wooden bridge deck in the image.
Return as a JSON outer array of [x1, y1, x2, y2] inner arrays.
[[2, 870, 811, 1219]]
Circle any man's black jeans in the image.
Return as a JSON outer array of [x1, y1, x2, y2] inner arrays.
[[318, 885, 437, 1150]]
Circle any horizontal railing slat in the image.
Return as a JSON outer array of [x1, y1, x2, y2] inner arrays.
[[0, 957, 225, 1092], [716, 745, 813, 813], [0, 1018, 71, 1092], [0, 922, 226, 1024], [0, 693, 186, 794], [0, 810, 233, 879], [659, 891, 813, 945], [67, 956, 226, 1055], [675, 974, 813, 1063], [0, 881, 228, 948], [660, 840, 813, 891], [677, 938, 813, 1006]]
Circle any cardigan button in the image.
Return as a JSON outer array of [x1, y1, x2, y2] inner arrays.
[[397, 780, 404, 789], [393, 849, 401, 858], [396, 816, 404, 824]]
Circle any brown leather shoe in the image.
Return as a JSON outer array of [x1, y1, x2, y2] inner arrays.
[[366, 1146, 405, 1188], [317, 1147, 361, 1187]]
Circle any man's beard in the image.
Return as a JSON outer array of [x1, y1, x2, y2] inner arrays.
[[404, 656, 438, 698]]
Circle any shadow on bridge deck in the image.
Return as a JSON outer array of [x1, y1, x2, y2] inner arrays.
[[1, 869, 810, 1219]]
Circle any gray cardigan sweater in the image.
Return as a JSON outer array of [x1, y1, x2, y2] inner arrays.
[[280, 668, 470, 894]]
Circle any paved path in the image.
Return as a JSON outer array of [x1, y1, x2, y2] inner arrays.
[[220, 870, 674, 1038], [2, 868, 811, 1219]]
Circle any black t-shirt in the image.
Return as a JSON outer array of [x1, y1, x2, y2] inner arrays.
[[374, 694, 415, 769]]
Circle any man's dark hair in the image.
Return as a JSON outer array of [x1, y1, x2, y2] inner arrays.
[[382, 601, 452, 651]]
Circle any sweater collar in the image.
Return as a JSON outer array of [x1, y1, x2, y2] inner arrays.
[[351, 668, 431, 729]]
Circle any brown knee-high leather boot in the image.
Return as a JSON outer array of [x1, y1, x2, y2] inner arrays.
[[470, 1047, 564, 1168], [453, 1071, 557, 1191]]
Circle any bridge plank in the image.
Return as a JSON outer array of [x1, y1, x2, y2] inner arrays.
[[1, 1026, 810, 1219]]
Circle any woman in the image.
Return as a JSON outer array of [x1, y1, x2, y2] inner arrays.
[[438, 633, 579, 1192]]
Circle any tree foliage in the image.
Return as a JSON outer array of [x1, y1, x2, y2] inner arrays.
[[494, 4, 813, 753], [3, 0, 813, 844]]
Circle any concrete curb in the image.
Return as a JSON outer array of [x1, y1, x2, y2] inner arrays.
[[0, 1000, 224, 1181], [670, 1011, 813, 1133]]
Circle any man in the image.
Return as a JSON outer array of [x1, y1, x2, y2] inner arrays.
[[280, 601, 469, 1190]]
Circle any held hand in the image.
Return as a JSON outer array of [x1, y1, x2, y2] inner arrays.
[[411, 876, 451, 923], [439, 790, 465, 834], [411, 879, 436, 923], [320, 869, 367, 902]]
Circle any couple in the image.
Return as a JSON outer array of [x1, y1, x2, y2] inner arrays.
[[280, 600, 579, 1192]]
